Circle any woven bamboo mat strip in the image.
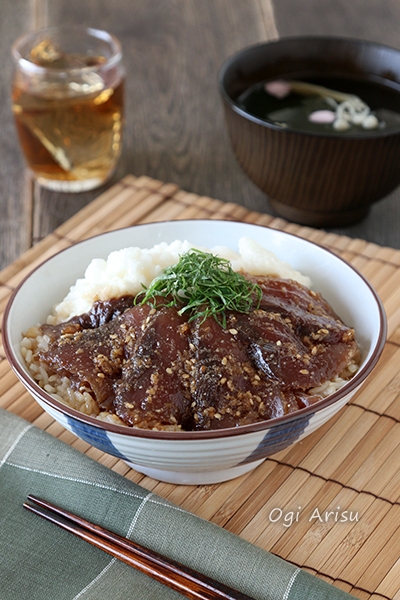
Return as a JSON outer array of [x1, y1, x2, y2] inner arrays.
[[0, 174, 399, 600]]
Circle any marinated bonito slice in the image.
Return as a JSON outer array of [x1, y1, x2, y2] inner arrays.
[[238, 276, 359, 389], [38, 303, 151, 411], [191, 315, 291, 430], [114, 307, 192, 429], [72, 295, 135, 329]]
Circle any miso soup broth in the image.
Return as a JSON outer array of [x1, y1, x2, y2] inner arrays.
[[237, 75, 400, 135]]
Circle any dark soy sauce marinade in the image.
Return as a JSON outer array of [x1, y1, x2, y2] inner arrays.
[[237, 75, 400, 134]]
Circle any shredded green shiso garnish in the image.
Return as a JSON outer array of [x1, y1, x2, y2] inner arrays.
[[136, 249, 262, 328]]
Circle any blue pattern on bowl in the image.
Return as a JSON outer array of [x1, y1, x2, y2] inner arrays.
[[241, 413, 313, 463], [67, 416, 128, 460]]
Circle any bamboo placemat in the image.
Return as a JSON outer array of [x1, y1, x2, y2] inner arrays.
[[1, 175, 399, 600]]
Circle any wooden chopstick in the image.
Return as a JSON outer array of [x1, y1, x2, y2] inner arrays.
[[24, 495, 255, 600]]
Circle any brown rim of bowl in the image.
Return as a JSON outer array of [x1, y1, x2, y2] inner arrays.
[[2, 219, 388, 440], [218, 35, 400, 139]]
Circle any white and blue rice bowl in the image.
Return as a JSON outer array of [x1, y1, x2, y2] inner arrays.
[[3, 220, 387, 484]]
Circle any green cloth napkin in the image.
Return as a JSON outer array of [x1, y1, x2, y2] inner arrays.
[[0, 408, 356, 600]]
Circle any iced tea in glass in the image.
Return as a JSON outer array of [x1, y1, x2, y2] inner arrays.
[[11, 26, 124, 192]]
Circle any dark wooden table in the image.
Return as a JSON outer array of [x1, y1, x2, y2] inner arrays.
[[2, 0, 400, 271]]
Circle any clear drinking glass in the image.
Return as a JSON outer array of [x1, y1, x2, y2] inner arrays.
[[11, 26, 125, 192]]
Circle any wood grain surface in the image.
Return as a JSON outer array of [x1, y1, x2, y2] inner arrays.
[[1, 175, 399, 599], [1, 0, 400, 272]]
